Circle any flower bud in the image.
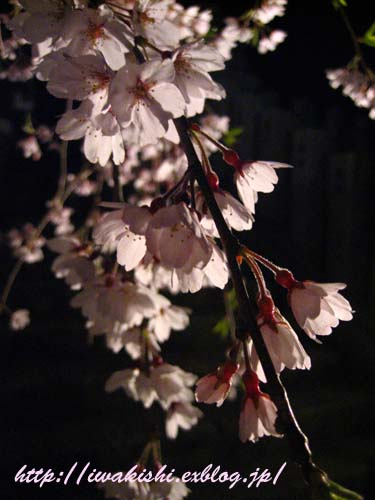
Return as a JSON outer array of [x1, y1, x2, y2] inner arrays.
[[275, 269, 298, 289], [207, 171, 220, 190], [223, 149, 241, 168]]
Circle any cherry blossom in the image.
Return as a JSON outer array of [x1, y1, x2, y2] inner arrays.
[[9, 0, 77, 46], [1, 0, 360, 483], [253, 0, 288, 25], [9, 309, 30, 331], [104, 326, 161, 358], [47, 237, 95, 290], [258, 30, 287, 54], [62, 5, 131, 70], [222, 149, 291, 213], [145, 202, 212, 273], [93, 207, 148, 270], [239, 370, 282, 443], [71, 275, 156, 333], [196, 189, 253, 237], [165, 400, 203, 439], [195, 360, 239, 407], [147, 292, 190, 342], [17, 135, 42, 161], [56, 101, 125, 165], [212, 17, 252, 61], [166, 3, 212, 39], [9, 224, 45, 263], [289, 280, 353, 341], [105, 361, 196, 410], [109, 59, 185, 145], [198, 114, 230, 153], [249, 309, 311, 381], [170, 41, 226, 116], [47, 203, 74, 236], [326, 67, 375, 120], [47, 54, 113, 111], [150, 476, 191, 499], [132, 0, 181, 49]]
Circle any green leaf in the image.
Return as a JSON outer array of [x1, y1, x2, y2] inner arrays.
[[22, 114, 35, 135], [361, 20, 375, 47], [327, 479, 364, 500], [223, 127, 243, 147], [212, 317, 231, 339], [332, 0, 348, 10], [225, 287, 238, 310]]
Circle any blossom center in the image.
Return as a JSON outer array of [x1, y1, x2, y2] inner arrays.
[[130, 78, 154, 103], [86, 22, 106, 43]]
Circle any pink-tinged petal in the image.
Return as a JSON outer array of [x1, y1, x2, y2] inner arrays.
[[99, 38, 126, 70], [239, 398, 258, 442], [151, 82, 185, 117], [116, 232, 147, 271]]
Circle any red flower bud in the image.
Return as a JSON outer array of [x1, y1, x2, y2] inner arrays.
[[223, 149, 241, 168], [242, 370, 261, 398], [218, 360, 239, 381], [207, 171, 220, 190], [257, 294, 276, 324], [275, 269, 298, 289]]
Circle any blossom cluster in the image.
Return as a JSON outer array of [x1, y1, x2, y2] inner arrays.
[[0, 2, 355, 499], [327, 66, 375, 119]]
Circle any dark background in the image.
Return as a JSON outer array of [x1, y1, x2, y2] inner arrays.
[[1, 1, 375, 499]]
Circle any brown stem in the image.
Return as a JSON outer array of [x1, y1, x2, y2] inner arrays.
[[129, 38, 322, 490], [173, 116, 320, 487]]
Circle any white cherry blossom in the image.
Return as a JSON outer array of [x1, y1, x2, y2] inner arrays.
[[56, 101, 125, 165], [239, 371, 282, 442], [165, 400, 203, 439], [47, 236, 95, 290], [9, 309, 30, 331], [110, 59, 185, 146], [147, 292, 190, 342], [258, 30, 287, 54], [17, 136, 42, 161], [47, 54, 113, 111], [71, 276, 156, 333], [105, 367, 158, 408], [93, 208, 149, 270], [239, 394, 281, 443], [234, 160, 291, 213], [145, 202, 212, 273], [9, 0, 76, 46], [133, 0, 181, 49], [253, 0, 288, 25], [195, 360, 239, 407], [62, 5, 131, 70], [170, 42, 226, 116], [106, 362, 196, 410], [249, 310, 311, 382], [196, 189, 253, 237], [288, 281, 353, 341]]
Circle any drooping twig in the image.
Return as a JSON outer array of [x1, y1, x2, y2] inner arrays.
[[173, 116, 322, 489], [131, 36, 326, 493]]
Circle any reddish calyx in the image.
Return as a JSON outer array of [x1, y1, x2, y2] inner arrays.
[[222, 149, 242, 169], [152, 355, 164, 367], [275, 269, 300, 289], [257, 294, 277, 327], [217, 360, 239, 382], [242, 370, 261, 400], [207, 171, 220, 190], [190, 123, 201, 133]]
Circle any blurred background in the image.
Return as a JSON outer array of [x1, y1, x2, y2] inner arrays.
[[1, 1, 374, 499]]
